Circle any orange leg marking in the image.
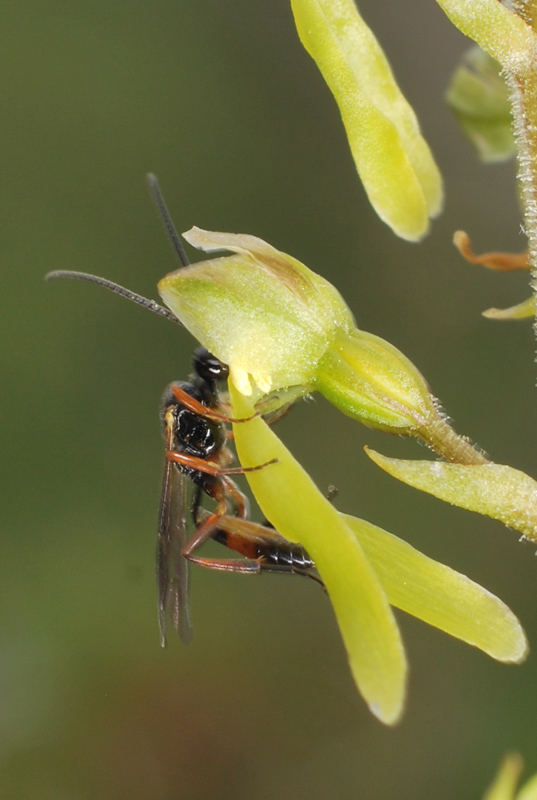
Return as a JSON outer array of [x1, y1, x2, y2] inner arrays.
[[170, 385, 258, 424], [182, 501, 228, 558], [166, 450, 278, 477]]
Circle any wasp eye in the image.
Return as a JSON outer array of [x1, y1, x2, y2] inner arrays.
[[192, 347, 229, 382]]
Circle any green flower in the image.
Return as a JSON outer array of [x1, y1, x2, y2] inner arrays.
[[158, 229, 528, 722], [159, 229, 483, 464], [160, 228, 537, 540], [158, 227, 355, 398]]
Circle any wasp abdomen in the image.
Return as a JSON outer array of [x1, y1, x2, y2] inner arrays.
[[262, 541, 315, 572]]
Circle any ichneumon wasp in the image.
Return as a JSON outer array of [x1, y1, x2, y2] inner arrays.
[[46, 174, 322, 645]]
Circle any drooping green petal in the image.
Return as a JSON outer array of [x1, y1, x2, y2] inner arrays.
[[343, 515, 527, 663], [229, 383, 407, 725], [446, 46, 516, 163], [291, 0, 443, 240], [483, 754, 524, 800], [435, 0, 537, 70], [482, 296, 535, 320], [366, 449, 537, 541]]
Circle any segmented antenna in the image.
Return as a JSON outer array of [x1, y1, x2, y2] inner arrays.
[[45, 174, 190, 324], [44, 270, 181, 324], [147, 173, 190, 267]]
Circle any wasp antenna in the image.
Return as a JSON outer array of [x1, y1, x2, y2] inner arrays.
[[44, 270, 182, 324], [147, 173, 190, 268]]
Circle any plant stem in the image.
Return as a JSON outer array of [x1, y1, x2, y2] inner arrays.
[[504, 63, 537, 328], [423, 418, 489, 465]]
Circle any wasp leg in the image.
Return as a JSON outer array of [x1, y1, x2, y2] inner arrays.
[[166, 450, 278, 477], [170, 384, 258, 424], [262, 401, 294, 427], [181, 497, 229, 559], [186, 551, 326, 590], [219, 476, 249, 519], [184, 554, 262, 573]]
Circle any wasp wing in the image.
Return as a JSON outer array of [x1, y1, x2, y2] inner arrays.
[[157, 455, 193, 646]]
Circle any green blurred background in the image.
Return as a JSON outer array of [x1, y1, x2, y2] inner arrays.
[[2, 1, 537, 798]]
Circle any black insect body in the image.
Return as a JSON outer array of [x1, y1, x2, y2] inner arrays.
[[161, 353, 227, 488], [158, 346, 323, 645], [210, 515, 322, 586], [157, 346, 252, 646]]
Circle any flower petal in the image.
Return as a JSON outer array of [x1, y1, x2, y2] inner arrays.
[[517, 772, 537, 800], [291, 0, 442, 240], [343, 514, 528, 663], [482, 297, 535, 320], [230, 383, 407, 725], [366, 449, 537, 541]]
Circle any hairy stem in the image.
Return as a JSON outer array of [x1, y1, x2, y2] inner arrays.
[[504, 64, 537, 335]]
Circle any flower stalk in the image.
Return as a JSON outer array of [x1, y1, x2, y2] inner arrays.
[[435, 0, 537, 321]]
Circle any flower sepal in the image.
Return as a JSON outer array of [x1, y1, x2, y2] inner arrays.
[[158, 227, 354, 399], [366, 448, 537, 541], [315, 328, 487, 464]]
